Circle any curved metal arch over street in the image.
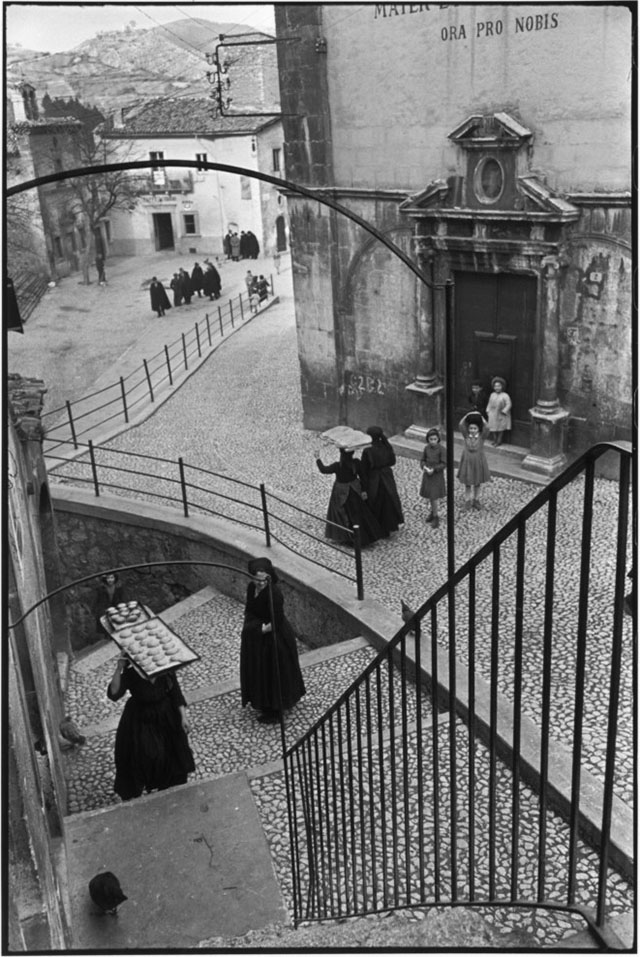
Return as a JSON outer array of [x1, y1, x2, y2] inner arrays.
[[6, 157, 457, 576]]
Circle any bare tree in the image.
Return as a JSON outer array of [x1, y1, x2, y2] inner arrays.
[[64, 133, 145, 284]]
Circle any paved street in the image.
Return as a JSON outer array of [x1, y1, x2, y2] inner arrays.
[[12, 250, 634, 948]]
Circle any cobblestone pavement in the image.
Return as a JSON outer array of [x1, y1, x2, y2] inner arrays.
[[54, 268, 634, 806], [22, 254, 632, 947], [63, 587, 634, 949]]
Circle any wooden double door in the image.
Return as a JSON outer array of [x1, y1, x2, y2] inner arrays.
[[454, 271, 537, 446]]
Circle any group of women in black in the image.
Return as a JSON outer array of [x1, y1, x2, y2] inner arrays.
[[315, 425, 405, 547], [150, 261, 223, 316]]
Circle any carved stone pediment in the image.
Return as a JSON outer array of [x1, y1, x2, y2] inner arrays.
[[401, 174, 579, 222], [448, 111, 532, 151], [400, 110, 579, 225]]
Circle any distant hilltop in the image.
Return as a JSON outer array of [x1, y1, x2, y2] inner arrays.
[[6, 18, 277, 115]]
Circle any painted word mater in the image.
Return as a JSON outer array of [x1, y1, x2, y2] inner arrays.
[[373, 4, 560, 40]]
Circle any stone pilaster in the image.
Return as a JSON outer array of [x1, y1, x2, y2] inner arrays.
[[522, 254, 570, 477], [404, 245, 443, 439]]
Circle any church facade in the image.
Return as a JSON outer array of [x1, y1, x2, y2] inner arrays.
[[274, 3, 632, 473]]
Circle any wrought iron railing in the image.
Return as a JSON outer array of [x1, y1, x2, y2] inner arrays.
[[282, 442, 633, 944], [40, 278, 274, 455], [44, 439, 365, 599]]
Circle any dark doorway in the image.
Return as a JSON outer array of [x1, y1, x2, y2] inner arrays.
[[276, 215, 287, 252], [454, 271, 537, 446], [153, 213, 174, 250]]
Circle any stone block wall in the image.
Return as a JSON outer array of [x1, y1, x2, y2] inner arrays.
[[52, 489, 393, 653]]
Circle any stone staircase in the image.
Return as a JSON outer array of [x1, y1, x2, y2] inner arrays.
[[60, 585, 633, 950]]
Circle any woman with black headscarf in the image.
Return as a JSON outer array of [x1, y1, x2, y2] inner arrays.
[[240, 557, 306, 724], [315, 446, 388, 547], [359, 426, 405, 534]]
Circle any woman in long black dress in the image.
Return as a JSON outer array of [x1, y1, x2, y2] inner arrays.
[[107, 658, 195, 800], [240, 557, 306, 724], [315, 446, 387, 547], [359, 426, 405, 534]]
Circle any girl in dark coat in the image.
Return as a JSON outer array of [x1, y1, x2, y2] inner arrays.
[[419, 427, 446, 528], [94, 573, 126, 640], [240, 557, 306, 723], [202, 263, 221, 300], [191, 263, 204, 298], [149, 277, 171, 317], [315, 447, 388, 547], [107, 658, 195, 799], [359, 426, 404, 533]]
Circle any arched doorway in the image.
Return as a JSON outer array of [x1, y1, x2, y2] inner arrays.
[[276, 215, 287, 252]]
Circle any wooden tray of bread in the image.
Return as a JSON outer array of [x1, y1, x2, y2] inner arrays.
[[100, 600, 199, 678]]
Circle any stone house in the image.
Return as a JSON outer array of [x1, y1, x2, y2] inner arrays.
[[7, 81, 85, 281], [274, 4, 632, 474], [100, 99, 289, 260]]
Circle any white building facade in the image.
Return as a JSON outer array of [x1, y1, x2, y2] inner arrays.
[[101, 100, 287, 260]]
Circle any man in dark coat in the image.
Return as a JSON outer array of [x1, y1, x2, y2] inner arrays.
[[170, 273, 183, 307], [239, 231, 249, 259], [191, 262, 204, 298], [179, 268, 192, 304], [257, 275, 269, 302], [246, 230, 260, 259], [149, 276, 171, 317], [223, 231, 232, 260], [202, 261, 221, 300]]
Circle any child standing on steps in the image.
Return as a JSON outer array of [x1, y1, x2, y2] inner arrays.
[[486, 376, 512, 446], [458, 412, 491, 511], [419, 428, 446, 527]]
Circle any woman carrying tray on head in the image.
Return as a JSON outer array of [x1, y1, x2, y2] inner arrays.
[[107, 656, 195, 800]]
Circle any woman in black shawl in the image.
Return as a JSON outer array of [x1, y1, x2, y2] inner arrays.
[[359, 426, 405, 534], [315, 446, 388, 547], [149, 277, 171, 317], [202, 262, 221, 300], [240, 557, 306, 724]]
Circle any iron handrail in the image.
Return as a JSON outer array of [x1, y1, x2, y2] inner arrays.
[[40, 283, 265, 426], [44, 438, 362, 594], [283, 441, 633, 944]]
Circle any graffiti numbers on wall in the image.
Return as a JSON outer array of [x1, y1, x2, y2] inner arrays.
[[346, 371, 386, 400]]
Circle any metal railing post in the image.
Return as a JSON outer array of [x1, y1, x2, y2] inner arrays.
[[195, 323, 202, 357], [229, 300, 235, 328], [270, 273, 274, 295], [164, 344, 173, 385], [178, 457, 189, 517], [143, 358, 154, 402], [260, 483, 272, 547], [182, 332, 188, 370], [119, 377, 129, 423], [65, 400, 78, 449], [218, 305, 224, 336], [353, 525, 364, 599], [205, 313, 212, 346], [239, 293, 244, 321], [88, 439, 100, 496]]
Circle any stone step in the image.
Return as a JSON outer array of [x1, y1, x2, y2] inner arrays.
[[391, 431, 550, 485]]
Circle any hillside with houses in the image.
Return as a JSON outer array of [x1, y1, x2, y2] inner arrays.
[[7, 18, 278, 115]]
